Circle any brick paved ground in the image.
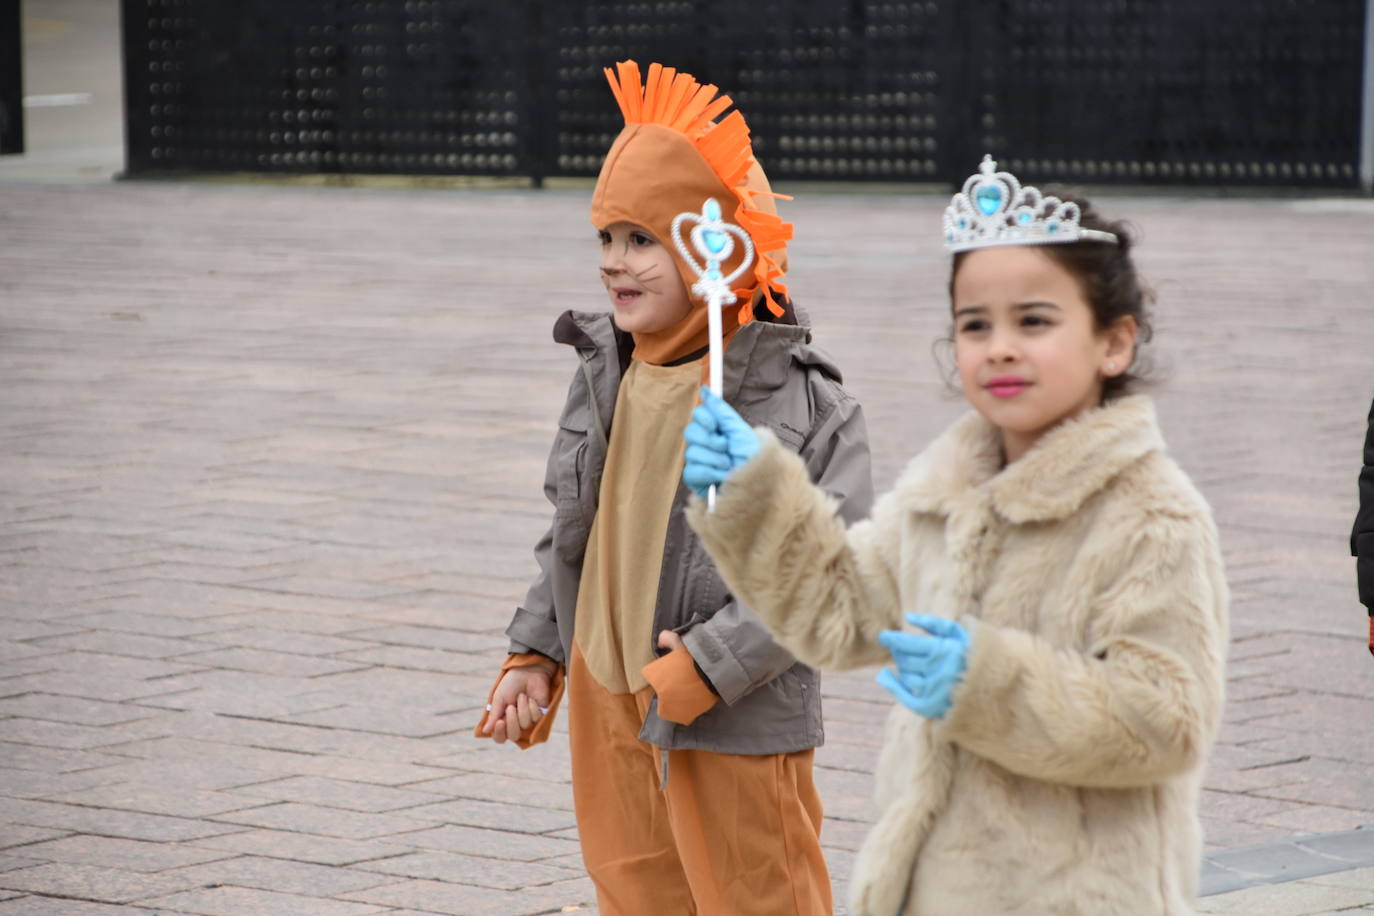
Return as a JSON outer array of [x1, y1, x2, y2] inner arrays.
[[1, 179, 1372, 914]]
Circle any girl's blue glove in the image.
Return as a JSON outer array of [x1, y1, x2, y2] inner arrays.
[[682, 387, 760, 498], [876, 613, 970, 719]]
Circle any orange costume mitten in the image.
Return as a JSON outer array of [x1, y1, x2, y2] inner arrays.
[[642, 648, 717, 726], [473, 653, 567, 749]]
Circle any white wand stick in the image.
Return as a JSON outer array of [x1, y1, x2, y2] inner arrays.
[[670, 198, 755, 511]]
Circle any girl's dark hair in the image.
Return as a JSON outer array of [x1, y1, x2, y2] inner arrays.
[[948, 190, 1155, 402]]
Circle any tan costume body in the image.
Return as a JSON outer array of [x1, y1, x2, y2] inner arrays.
[[569, 358, 829, 916]]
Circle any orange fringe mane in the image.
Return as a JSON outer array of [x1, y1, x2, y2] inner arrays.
[[605, 60, 792, 321]]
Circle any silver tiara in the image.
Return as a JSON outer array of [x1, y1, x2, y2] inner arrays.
[[943, 155, 1118, 252]]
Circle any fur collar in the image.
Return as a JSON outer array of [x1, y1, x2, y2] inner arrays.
[[895, 395, 1164, 523]]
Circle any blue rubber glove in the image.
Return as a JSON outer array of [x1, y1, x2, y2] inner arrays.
[[876, 613, 970, 719], [682, 387, 760, 498]]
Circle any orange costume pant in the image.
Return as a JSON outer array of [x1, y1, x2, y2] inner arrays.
[[567, 644, 832, 916]]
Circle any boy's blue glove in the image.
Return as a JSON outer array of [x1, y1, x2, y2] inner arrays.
[[682, 387, 760, 498], [876, 613, 970, 719]]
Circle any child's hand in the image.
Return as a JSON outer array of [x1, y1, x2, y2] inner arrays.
[[683, 387, 760, 498], [484, 665, 554, 745], [876, 613, 970, 719], [657, 629, 686, 652]]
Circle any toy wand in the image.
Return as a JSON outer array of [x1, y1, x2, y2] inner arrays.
[[671, 198, 755, 511]]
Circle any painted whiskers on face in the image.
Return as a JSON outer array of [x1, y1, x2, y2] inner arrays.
[[598, 222, 694, 334]]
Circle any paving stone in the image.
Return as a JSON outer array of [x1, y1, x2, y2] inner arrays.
[[11, 835, 230, 873], [189, 829, 413, 867], [1307, 866, 1374, 891], [163, 854, 394, 896], [0, 672, 194, 704], [28, 631, 217, 661], [1202, 815, 1299, 853], [0, 767, 126, 800], [190, 627, 371, 655], [0, 651, 205, 682], [280, 704, 471, 738], [0, 799, 243, 843], [211, 802, 429, 840], [1195, 879, 1374, 915], [332, 645, 488, 675], [0, 862, 202, 903], [0, 694, 159, 727], [0, 856, 42, 875], [340, 875, 596, 916], [0, 898, 162, 915], [93, 737, 453, 786], [1200, 859, 1260, 897], [1210, 841, 1360, 884], [138, 884, 391, 915], [43, 784, 270, 819], [60, 611, 242, 639], [406, 773, 575, 812], [1257, 805, 1374, 837], [814, 767, 882, 823], [224, 776, 450, 813], [378, 824, 580, 862], [339, 625, 509, 654], [167, 646, 367, 678], [349, 850, 580, 890], [819, 817, 872, 853], [0, 826, 71, 851], [1298, 830, 1374, 866], [397, 797, 578, 833], [0, 719, 142, 751], [0, 620, 87, 643]]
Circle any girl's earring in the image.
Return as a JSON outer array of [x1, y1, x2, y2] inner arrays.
[[1105, 362, 1117, 373]]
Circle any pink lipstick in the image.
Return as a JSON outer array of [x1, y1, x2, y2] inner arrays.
[[986, 376, 1029, 398]]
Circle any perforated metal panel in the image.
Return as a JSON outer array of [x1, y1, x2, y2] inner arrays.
[[121, 0, 1369, 188], [122, 0, 535, 175], [970, 0, 1366, 187], [543, 3, 951, 182]]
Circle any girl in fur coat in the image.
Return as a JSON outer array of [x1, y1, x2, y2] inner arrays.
[[682, 157, 1229, 916]]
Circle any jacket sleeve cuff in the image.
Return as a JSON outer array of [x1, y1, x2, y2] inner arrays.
[[505, 607, 565, 664], [473, 653, 566, 749], [641, 648, 718, 726], [682, 621, 754, 705]]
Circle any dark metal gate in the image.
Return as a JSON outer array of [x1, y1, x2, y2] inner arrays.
[[120, 0, 1370, 189], [1, 0, 23, 155]]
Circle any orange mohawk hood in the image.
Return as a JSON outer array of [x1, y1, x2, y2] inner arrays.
[[590, 60, 792, 327]]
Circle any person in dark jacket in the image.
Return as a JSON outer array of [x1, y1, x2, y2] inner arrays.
[[1353, 396, 1374, 656]]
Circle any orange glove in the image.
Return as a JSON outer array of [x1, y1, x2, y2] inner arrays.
[[642, 630, 718, 726], [474, 653, 565, 748]]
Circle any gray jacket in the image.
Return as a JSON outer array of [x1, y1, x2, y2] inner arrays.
[[507, 308, 874, 753]]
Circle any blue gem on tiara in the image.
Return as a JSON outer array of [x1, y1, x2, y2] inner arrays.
[[975, 184, 1003, 216], [942, 155, 1119, 253]]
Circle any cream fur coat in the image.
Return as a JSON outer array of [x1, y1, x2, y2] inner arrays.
[[688, 396, 1228, 916]]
